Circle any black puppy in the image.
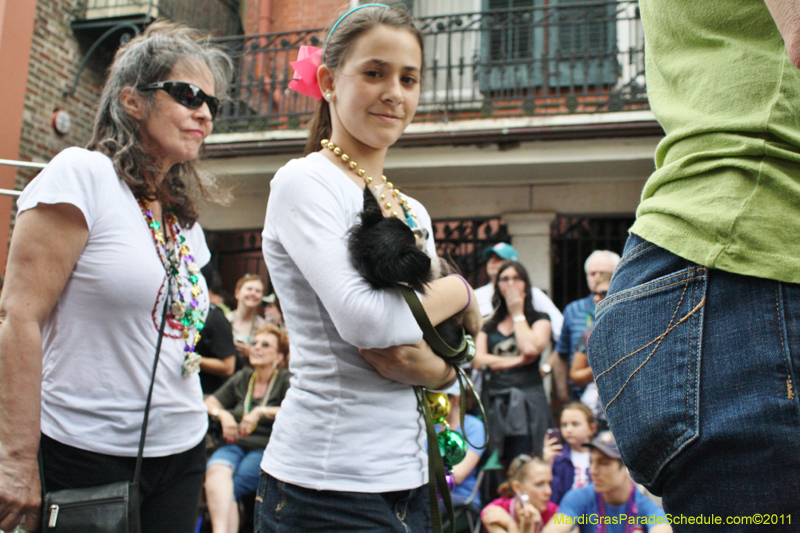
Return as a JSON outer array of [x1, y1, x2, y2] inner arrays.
[[348, 186, 465, 353]]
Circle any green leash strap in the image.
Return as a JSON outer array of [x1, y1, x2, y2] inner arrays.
[[398, 286, 472, 363], [398, 286, 490, 450], [416, 385, 454, 533]]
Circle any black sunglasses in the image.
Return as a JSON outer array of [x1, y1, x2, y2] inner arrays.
[[139, 81, 219, 120]]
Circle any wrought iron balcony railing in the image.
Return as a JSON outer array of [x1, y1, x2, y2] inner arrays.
[[212, 1, 646, 135]]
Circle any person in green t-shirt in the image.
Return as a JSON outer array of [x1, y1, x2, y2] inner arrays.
[[588, 0, 800, 523]]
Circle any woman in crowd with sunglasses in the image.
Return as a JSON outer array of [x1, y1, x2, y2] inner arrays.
[[204, 324, 291, 533], [473, 261, 553, 464], [0, 22, 231, 533]]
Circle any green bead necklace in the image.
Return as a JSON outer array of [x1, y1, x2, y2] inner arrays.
[[138, 198, 205, 376]]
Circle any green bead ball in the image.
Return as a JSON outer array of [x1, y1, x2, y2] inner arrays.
[[438, 429, 467, 467]]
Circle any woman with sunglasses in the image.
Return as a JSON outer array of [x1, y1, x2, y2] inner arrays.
[[0, 22, 231, 533], [473, 261, 554, 465]]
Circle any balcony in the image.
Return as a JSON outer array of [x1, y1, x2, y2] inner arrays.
[[211, 1, 647, 138]]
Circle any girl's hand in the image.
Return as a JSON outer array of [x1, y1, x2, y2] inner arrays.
[[218, 411, 240, 443], [515, 502, 542, 533], [543, 436, 563, 465], [481, 505, 516, 532], [239, 408, 262, 437]]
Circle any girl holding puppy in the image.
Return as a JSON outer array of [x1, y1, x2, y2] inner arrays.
[[544, 402, 597, 504], [260, 3, 481, 532], [481, 455, 559, 533]]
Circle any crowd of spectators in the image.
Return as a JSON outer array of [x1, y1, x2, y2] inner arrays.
[[194, 272, 289, 533]]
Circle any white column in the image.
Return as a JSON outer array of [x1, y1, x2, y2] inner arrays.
[[504, 212, 557, 297]]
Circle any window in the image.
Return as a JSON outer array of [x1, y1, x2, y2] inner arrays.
[[480, 0, 544, 92], [480, 0, 618, 92], [549, 0, 618, 87]]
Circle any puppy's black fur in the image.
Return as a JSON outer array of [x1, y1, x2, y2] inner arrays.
[[349, 187, 465, 353]]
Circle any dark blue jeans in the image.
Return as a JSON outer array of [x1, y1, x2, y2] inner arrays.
[[255, 472, 431, 533], [590, 234, 800, 531]]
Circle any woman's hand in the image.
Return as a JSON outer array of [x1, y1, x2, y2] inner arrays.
[[0, 460, 41, 532], [504, 284, 525, 318], [358, 340, 456, 389], [472, 332, 527, 372], [487, 354, 527, 371], [543, 436, 563, 465], [239, 409, 262, 437], [235, 341, 251, 359], [218, 411, 240, 443]]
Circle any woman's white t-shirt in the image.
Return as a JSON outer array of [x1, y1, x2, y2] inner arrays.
[[17, 147, 210, 457], [262, 153, 436, 492]]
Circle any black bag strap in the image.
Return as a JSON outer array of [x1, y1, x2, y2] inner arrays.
[[132, 285, 170, 485]]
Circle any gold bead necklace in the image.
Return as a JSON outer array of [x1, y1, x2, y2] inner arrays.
[[321, 139, 418, 225]]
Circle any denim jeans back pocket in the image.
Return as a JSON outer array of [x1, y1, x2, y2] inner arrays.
[[590, 239, 707, 488]]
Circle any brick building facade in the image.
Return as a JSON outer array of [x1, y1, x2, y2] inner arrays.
[[15, 0, 105, 197]]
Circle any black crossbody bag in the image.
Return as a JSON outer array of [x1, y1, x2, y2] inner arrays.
[[40, 291, 170, 533]]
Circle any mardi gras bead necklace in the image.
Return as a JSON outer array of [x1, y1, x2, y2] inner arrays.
[[137, 198, 204, 376], [596, 482, 638, 533], [321, 139, 419, 229], [427, 390, 468, 491], [243, 369, 278, 434]]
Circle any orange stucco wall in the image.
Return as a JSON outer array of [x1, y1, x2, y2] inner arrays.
[[0, 0, 37, 272]]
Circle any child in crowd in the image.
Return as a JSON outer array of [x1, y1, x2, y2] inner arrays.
[[481, 455, 558, 533], [543, 402, 596, 504]]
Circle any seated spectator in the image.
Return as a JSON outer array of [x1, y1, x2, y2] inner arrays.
[[204, 324, 291, 533], [543, 431, 671, 533], [198, 264, 238, 395], [227, 274, 266, 361], [439, 382, 486, 510], [481, 455, 558, 533], [542, 403, 596, 504], [569, 273, 611, 427]]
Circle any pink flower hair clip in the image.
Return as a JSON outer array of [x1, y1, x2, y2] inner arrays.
[[288, 45, 323, 100], [288, 5, 388, 100]]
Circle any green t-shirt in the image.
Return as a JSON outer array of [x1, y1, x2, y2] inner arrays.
[[633, 0, 800, 283]]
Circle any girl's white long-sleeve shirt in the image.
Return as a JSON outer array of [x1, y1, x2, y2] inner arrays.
[[261, 152, 436, 491]]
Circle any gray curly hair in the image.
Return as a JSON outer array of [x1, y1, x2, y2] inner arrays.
[[87, 20, 234, 226]]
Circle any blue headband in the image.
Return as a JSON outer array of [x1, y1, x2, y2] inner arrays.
[[323, 3, 390, 62]]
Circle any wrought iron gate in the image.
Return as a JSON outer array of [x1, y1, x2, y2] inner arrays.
[[550, 215, 635, 311]]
